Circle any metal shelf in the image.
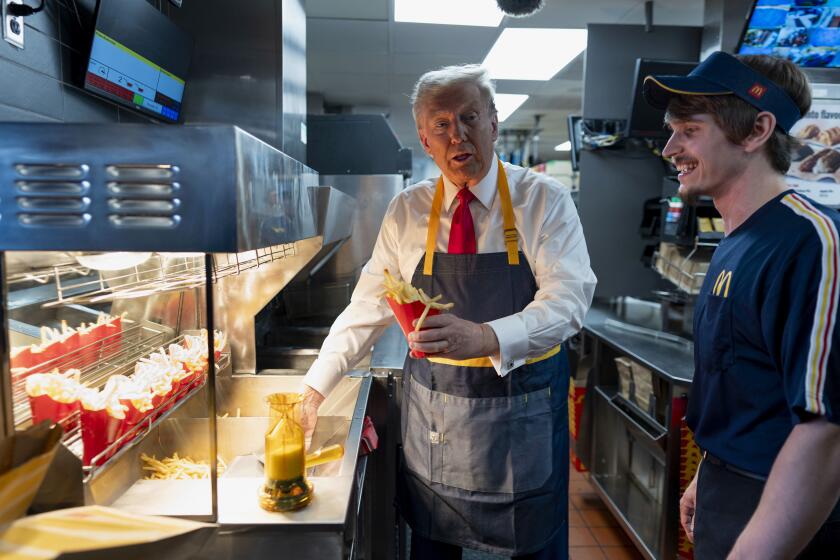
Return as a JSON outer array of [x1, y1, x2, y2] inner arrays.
[[82, 350, 231, 483], [12, 321, 173, 427], [652, 243, 712, 295], [12, 245, 298, 308], [11, 323, 230, 483], [6, 261, 90, 286]]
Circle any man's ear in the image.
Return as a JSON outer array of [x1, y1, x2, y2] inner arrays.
[[491, 111, 499, 142], [743, 111, 776, 154], [418, 126, 433, 156]]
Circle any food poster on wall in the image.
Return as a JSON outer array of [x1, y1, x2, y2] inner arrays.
[[788, 97, 840, 208], [739, 0, 840, 68]]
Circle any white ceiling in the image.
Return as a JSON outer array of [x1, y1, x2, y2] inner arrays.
[[305, 0, 705, 165]]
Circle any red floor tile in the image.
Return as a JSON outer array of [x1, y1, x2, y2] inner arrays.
[[569, 526, 599, 547], [570, 546, 607, 560], [568, 508, 586, 527], [570, 468, 587, 481], [590, 526, 633, 547], [564, 456, 645, 560], [581, 508, 619, 528], [569, 479, 595, 494], [601, 546, 644, 560], [571, 493, 607, 510]]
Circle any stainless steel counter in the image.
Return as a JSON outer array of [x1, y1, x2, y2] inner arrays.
[[581, 304, 696, 560], [91, 373, 372, 559], [584, 305, 694, 385]]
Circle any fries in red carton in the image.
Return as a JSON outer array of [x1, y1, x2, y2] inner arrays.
[[108, 375, 154, 444], [77, 322, 99, 367], [381, 269, 453, 358], [10, 346, 33, 370], [94, 313, 123, 359], [29, 342, 60, 371], [134, 354, 178, 419], [25, 371, 82, 428], [58, 320, 80, 361], [80, 381, 127, 466]]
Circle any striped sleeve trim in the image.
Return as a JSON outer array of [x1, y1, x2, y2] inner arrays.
[[780, 193, 839, 415]]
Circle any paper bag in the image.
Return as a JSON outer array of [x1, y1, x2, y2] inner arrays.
[[0, 421, 63, 525], [0, 505, 215, 560]]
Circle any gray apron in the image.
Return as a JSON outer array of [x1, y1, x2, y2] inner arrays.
[[397, 163, 570, 557]]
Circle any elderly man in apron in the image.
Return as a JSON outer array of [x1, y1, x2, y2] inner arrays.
[[302, 64, 596, 559]]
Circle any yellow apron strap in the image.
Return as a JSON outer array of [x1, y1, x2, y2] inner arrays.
[[427, 344, 561, 368], [497, 159, 519, 266], [424, 161, 518, 275], [423, 177, 445, 276]]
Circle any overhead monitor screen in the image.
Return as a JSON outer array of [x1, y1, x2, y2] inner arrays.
[[626, 59, 696, 138], [738, 0, 840, 68], [84, 0, 192, 122]]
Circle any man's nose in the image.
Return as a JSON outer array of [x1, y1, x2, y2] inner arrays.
[[450, 121, 467, 143], [662, 133, 679, 159]]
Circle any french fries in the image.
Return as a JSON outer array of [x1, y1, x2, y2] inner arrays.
[[141, 452, 227, 480], [381, 269, 453, 331]]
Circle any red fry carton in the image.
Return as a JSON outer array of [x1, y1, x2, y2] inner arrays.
[[81, 407, 125, 466], [10, 346, 33, 370], [386, 297, 441, 359], [29, 343, 61, 371], [58, 332, 80, 368], [97, 321, 122, 359], [29, 395, 79, 427], [118, 399, 153, 444]]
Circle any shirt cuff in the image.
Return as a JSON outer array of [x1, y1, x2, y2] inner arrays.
[[303, 357, 344, 398], [486, 314, 529, 377]]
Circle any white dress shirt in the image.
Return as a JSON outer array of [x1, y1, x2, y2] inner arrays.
[[303, 159, 597, 398]]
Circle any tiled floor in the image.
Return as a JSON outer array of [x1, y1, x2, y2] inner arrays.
[[417, 460, 644, 560], [567, 467, 644, 560]]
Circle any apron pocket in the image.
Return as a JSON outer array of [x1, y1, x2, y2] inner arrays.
[[440, 388, 553, 494], [402, 380, 433, 482]]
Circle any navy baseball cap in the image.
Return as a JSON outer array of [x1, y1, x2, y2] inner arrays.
[[643, 51, 803, 133]]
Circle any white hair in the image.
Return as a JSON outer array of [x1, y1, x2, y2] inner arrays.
[[410, 64, 496, 124]]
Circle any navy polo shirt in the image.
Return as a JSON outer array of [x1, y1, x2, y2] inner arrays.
[[687, 190, 840, 476]]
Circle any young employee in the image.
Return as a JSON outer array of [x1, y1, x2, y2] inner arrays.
[[644, 52, 840, 559]]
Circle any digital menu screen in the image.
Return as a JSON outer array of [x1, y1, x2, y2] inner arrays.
[[84, 0, 191, 123], [738, 0, 840, 68]]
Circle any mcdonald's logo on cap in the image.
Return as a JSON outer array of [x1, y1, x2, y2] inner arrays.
[[748, 83, 767, 100]]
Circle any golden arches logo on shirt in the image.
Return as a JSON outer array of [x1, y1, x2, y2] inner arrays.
[[712, 270, 733, 298]]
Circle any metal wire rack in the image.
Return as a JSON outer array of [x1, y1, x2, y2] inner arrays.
[[652, 243, 712, 295], [12, 321, 174, 427], [12, 326, 230, 482], [82, 349, 232, 482], [19, 244, 298, 308], [6, 261, 91, 286]]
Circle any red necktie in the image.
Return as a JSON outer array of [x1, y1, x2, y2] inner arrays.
[[448, 188, 477, 254]]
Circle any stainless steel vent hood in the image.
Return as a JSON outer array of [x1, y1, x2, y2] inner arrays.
[[0, 124, 317, 252]]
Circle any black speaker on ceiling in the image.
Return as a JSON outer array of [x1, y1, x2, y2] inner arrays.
[[496, 0, 545, 17]]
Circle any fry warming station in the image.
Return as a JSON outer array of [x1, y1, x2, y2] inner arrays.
[[0, 123, 375, 559]]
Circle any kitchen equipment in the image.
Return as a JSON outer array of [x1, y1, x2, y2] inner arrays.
[[0, 121, 374, 558], [259, 392, 312, 512], [255, 443, 345, 470]]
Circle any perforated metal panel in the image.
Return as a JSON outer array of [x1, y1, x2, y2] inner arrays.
[[0, 124, 318, 252], [13, 164, 92, 229]]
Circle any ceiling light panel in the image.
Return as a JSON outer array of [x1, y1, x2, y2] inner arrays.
[[395, 0, 504, 27], [483, 28, 587, 80], [495, 93, 528, 122], [554, 141, 571, 151]]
